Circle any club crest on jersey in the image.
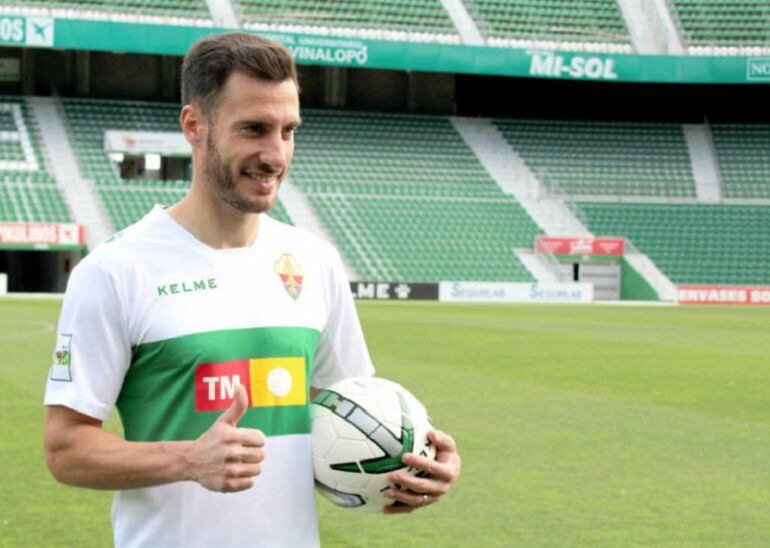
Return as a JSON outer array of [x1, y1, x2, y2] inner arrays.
[[274, 253, 303, 300], [50, 333, 72, 382]]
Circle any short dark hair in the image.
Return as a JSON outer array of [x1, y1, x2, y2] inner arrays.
[[181, 32, 298, 117]]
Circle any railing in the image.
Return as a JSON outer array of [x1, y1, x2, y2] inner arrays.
[[539, 250, 571, 283], [537, 175, 592, 228], [623, 237, 677, 301]]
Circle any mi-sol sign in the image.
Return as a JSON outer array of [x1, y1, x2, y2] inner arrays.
[[528, 51, 618, 81], [677, 284, 770, 306]]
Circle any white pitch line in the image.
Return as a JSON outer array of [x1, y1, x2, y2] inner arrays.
[[0, 319, 56, 341]]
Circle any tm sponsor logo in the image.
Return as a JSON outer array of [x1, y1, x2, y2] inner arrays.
[[747, 58, 770, 81], [529, 51, 618, 80]]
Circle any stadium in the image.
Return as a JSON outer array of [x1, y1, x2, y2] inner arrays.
[[0, 0, 768, 545]]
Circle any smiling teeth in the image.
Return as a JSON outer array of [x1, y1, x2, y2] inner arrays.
[[243, 173, 273, 183]]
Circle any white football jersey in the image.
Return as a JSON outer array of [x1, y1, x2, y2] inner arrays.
[[45, 205, 374, 547]]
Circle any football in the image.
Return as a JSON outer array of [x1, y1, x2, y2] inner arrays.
[[311, 376, 436, 512]]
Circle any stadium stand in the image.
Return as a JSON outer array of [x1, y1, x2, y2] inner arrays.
[[463, 0, 633, 52], [710, 124, 770, 199], [59, 98, 291, 229], [0, 184, 71, 223], [0, 96, 71, 223], [61, 98, 180, 184], [0, 0, 213, 25], [311, 194, 538, 281], [238, 0, 460, 43], [36, 98, 770, 286], [667, 0, 770, 53], [0, 97, 55, 185], [577, 202, 770, 285], [292, 109, 541, 282], [494, 119, 697, 198]]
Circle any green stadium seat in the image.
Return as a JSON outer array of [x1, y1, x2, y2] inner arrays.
[[292, 109, 541, 282], [0, 95, 71, 223], [668, 0, 770, 49], [15, 0, 211, 21], [465, 0, 632, 50], [577, 202, 770, 285], [711, 124, 770, 199], [236, 0, 458, 41], [494, 119, 697, 198]]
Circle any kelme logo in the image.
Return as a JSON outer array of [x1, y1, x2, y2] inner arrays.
[[157, 277, 217, 296]]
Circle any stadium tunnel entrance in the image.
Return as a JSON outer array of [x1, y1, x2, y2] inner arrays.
[[0, 249, 83, 293]]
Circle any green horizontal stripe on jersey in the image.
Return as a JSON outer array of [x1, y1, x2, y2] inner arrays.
[[117, 327, 321, 442]]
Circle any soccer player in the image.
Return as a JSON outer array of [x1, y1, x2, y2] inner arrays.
[[43, 32, 461, 547]]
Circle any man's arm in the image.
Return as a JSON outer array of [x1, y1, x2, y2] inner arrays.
[[44, 385, 265, 493]]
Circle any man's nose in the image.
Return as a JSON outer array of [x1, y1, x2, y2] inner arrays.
[[259, 131, 289, 172]]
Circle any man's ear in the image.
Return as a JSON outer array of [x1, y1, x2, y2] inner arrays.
[[180, 104, 206, 145]]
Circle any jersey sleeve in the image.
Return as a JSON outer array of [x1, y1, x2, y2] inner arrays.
[[312, 246, 374, 389], [44, 260, 132, 421]]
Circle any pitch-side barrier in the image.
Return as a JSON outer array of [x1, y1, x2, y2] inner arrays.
[[350, 281, 593, 304]]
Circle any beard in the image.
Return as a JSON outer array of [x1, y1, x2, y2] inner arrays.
[[203, 129, 277, 214]]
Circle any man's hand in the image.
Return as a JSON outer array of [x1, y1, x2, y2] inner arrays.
[[186, 384, 266, 493], [382, 430, 461, 514]]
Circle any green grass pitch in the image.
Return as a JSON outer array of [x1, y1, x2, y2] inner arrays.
[[1, 298, 769, 546]]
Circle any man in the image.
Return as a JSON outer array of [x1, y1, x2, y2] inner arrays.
[[44, 32, 460, 547]]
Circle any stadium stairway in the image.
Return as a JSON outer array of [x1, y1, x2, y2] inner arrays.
[[27, 97, 113, 248], [682, 124, 722, 202], [204, 0, 237, 27], [278, 179, 360, 280], [439, 0, 484, 45], [514, 250, 562, 282], [452, 115, 678, 299], [615, 0, 685, 53], [450, 116, 588, 236]]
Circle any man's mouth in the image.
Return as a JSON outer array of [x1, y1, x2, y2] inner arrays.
[[241, 171, 278, 191]]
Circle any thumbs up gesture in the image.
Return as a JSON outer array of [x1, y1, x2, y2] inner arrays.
[[187, 384, 266, 492]]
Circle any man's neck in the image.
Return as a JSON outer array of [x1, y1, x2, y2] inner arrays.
[[166, 186, 260, 249]]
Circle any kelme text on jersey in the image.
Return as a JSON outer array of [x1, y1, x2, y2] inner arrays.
[[157, 277, 218, 296]]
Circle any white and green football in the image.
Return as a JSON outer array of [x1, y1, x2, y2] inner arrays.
[[311, 376, 436, 512]]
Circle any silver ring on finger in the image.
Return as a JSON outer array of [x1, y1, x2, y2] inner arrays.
[[421, 494, 428, 506]]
